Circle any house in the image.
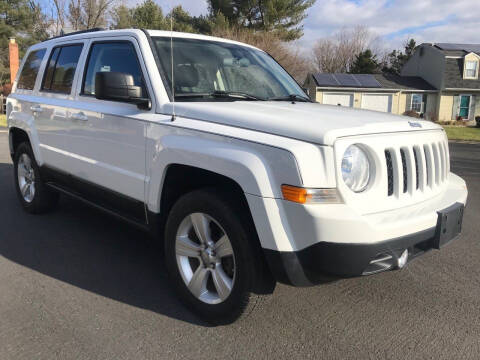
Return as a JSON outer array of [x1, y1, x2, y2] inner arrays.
[[402, 43, 480, 123], [303, 73, 437, 117], [304, 42, 480, 124]]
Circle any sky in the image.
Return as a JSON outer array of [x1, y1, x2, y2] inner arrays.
[[155, 0, 480, 50]]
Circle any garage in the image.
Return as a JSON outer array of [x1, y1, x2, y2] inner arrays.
[[323, 93, 353, 107], [361, 94, 392, 113]]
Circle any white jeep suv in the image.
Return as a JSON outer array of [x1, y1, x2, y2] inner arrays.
[[7, 29, 468, 324]]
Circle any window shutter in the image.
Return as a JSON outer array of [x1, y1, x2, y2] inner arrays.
[[422, 94, 428, 115], [405, 93, 412, 112], [470, 95, 476, 120], [452, 95, 460, 120]]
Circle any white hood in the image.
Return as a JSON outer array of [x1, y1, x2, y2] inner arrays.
[[163, 101, 442, 145]]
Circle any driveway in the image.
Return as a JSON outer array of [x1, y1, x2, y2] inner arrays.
[[0, 130, 479, 359]]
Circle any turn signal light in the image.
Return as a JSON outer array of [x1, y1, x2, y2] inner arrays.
[[281, 185, 342, 204]]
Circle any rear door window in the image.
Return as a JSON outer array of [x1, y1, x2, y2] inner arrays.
[[42, 44, 83, 94], [82, 42, 145, 96], [17, 49, 46, 90]]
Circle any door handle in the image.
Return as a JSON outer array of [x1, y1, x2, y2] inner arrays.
[[30, 105, 43, 113], [70, 112, 88, 121]]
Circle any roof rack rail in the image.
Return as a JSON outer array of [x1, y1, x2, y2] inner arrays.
[[48, 28, 105, 41]]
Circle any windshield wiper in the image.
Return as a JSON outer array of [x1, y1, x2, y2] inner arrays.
[[175, 91, 265, 101], [269, 94, 312, 102]]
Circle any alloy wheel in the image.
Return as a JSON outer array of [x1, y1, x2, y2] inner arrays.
[[175, 212, 236, 304]]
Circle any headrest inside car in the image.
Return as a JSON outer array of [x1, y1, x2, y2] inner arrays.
[[175, 64, 199, 88]]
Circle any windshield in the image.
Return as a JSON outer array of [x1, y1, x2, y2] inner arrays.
[[152, 37, 306, 101]]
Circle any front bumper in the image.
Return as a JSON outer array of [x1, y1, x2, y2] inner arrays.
[[264, 202, 464, 286], [247, 173, 468, 287]]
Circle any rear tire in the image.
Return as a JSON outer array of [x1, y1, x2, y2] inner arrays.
[[164, 188, 275, 325], [13, 142, 59, 214]]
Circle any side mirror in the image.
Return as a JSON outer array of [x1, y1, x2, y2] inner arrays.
[[94, 72, 151, 110]]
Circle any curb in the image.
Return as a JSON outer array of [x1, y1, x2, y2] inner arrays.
[[448, 140, 480, 144]]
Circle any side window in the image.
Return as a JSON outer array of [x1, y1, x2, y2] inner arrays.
[[17, 49, 46, 90], [82, 42, 145, 96], [42, 44, 83, 94]]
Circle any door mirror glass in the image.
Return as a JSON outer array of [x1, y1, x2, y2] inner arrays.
[[94, 72, 151, 109]]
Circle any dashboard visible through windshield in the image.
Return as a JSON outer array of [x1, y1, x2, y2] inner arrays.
[[152, 37, 308, 102]]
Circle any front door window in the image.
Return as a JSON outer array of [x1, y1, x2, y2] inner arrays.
[[459, 95, 471, 118]]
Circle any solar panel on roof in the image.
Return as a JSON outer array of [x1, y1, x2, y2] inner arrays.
[[463, 45, 480, 54], [313, 73, 340, 87], [334, 73, 360, 87], [354, 74, 381, 88]]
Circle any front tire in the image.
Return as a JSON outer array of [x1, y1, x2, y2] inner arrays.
[[13, 142, 59, 214], [164, 189, 274, 325]]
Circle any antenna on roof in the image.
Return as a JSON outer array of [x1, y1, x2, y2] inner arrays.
[[170, 1, 175, 122]]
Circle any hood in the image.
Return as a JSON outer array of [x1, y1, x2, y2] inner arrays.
[[162, 101, 442, 146]]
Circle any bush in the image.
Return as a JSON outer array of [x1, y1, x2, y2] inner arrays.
[[476, 116, 480, 128], [403, 110, 420, 118]]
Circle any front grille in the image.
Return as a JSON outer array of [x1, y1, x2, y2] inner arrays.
[[385, 140, 449, 197]]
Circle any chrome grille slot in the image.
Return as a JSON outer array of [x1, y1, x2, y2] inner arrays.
[[423, 144, 433, 188], [385, 150, 394, 196], [432, 143, 440, 186], [400, 149, 408, 193], [413, 147, 419, 190]]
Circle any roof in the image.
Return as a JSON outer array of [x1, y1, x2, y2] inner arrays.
[[34, 29, 261, 52], [443, 58, 480, 89], [374, 74, 436, 91], [429, 43, 480, 56], [311, 73, 436, 91]]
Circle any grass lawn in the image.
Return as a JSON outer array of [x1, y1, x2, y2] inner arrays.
[[443, 126, 480, 142], [0, 114, 6, 128]]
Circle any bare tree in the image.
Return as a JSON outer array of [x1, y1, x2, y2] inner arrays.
[[312, 25, 380, 73], [51, 0, 67, 35], [68, 0, 116, 30]]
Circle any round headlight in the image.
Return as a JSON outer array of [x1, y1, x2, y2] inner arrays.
[[341, 145, 370, 192]]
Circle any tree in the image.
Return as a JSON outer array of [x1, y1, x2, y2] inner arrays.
[[349, 49, 380, 74], [212, 23, 312, 82], [208, 0, 315, 41], [129, 0, 165, 29], [111, 4, 133, 29], [0, 0, 49, 86], [382, 38, 416, 75], [67, 0, 116, 30], [312, 26, 376, 73], [166, 6, 195, 33]]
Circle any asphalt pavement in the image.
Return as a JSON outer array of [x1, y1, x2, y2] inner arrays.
[[0, 129, 479, 360]]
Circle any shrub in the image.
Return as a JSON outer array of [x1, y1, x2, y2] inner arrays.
[[476, 116, 480, 128], [403, 110, 420, 118]]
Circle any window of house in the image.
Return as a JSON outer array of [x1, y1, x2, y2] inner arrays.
[[465, 60, 478, 79], [411, 93, 424, 113], [42, 44, 83, 94], [17, 49, 46, 90], [82, 42, 145, 96]]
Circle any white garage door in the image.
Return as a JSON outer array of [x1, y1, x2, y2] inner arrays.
[[323, 93, 353, 107], [361, 94, 392, 113]]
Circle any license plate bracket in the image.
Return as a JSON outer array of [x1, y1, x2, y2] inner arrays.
[[434, 202, 464, 249]]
